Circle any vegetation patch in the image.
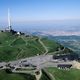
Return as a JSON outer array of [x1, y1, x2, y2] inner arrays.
[[46, 67, 80, 80], [0, 70, 35, 80]]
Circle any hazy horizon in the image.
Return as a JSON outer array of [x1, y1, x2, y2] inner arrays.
[[0, 0, 80, 36]]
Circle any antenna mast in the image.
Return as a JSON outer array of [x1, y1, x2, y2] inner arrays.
[[8, 8, 12, 31]]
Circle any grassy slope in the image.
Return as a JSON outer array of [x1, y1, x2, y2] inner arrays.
[[40, 69, 52, 80], [40, 73, 51, 80], [41, 37, 65, 53], [1, 68, 80, 80], [0, 32, 64, 61], [0, 70, 35, 80], [46, 67, 80, 80], [41, 37, 74, 55], [0, 32, 46, 61]]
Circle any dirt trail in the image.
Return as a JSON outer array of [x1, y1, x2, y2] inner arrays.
[[38, 38, 48, 55]]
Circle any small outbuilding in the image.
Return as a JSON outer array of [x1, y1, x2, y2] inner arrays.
[[57, 64, 72, 69]]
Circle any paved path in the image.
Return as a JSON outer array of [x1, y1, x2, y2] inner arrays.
[[9, 37, 20, 46], [49, 47, 65, 55], [12, 66, 42, 80], [49, 73, 55, 80], [38, 38, 48, 55]]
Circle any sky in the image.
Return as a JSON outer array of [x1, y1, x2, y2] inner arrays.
[[0, 0, 80, 32], [0, 0, 80, 21]]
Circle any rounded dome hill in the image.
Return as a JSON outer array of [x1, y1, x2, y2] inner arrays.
[[0, 30, 65, 62]]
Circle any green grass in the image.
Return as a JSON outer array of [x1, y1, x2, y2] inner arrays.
[[40, 73, 51, 80], [0, 32, 72, 61], [0, 32, 46, 61], [46, 67, 80, 80], [40, 69, 52, 80], [0, 70, 35, 80], [0, 32, 18, 46], [1, 68, 80, 80], [0, 32, 79, 80], [41, 37, 63, 53], [11, 38, 26, 46]]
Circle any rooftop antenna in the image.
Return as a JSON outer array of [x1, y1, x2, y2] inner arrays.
[[8, 8, 12, 31]]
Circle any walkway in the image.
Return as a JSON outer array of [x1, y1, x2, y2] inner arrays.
[[38, 38, 48, 55]]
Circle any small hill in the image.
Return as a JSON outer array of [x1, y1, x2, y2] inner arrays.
[[0, 31, 68, 61], [0, 31, 46, 61]]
